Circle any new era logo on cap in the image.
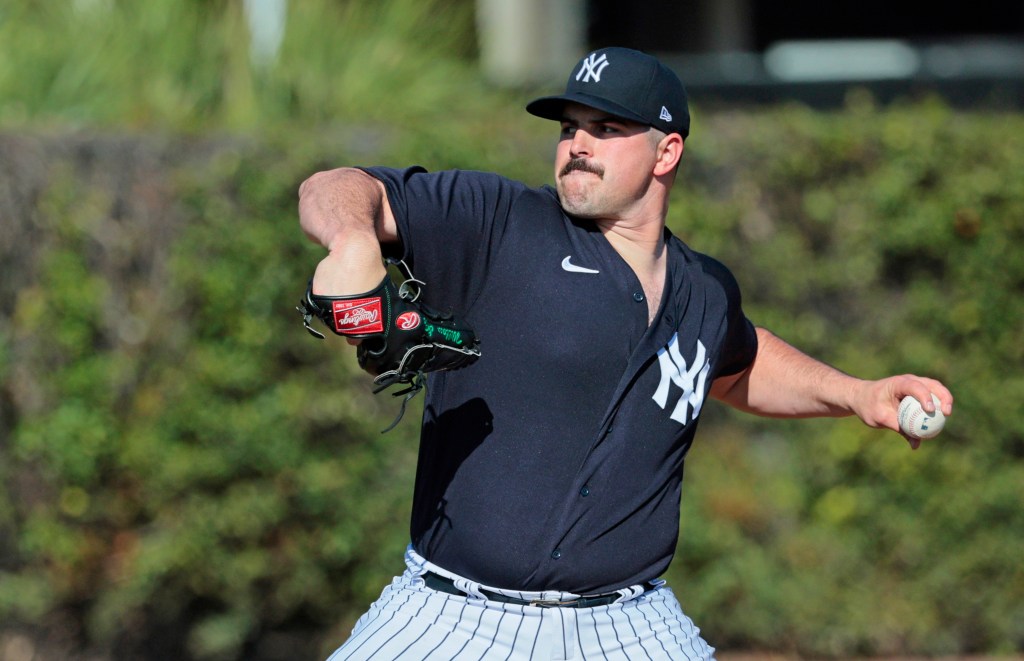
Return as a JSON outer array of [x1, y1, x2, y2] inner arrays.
[[526, 47, 691, 138]]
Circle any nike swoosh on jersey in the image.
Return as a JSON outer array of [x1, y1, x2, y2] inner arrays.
[[561, 256, 600, 274]]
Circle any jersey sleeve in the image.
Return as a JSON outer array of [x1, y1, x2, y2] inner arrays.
[[358, 165, 523, 316], [704, 255, 758, 377]]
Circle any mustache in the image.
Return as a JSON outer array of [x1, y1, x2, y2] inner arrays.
[[559, 158, 604, 179]]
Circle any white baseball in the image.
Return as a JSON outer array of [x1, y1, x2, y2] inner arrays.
[[897, 394, 946, 439]]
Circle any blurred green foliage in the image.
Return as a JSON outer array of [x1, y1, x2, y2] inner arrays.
[[0, 0, 484, 130], [670, 98, 1024, 657], [1, 1, 1022, 659]]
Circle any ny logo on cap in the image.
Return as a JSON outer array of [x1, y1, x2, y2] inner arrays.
[[576, 53, 610, 83]]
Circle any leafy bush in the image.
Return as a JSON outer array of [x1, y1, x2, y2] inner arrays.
[[668, 96, 1024, 657], [2, 97, 1021, 660]]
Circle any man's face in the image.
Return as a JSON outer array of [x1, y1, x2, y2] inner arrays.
[[554, 103, 659, 220]]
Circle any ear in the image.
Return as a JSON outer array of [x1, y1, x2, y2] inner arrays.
[[653, 133, 684, 176]]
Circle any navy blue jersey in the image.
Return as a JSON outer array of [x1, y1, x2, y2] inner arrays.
[[361, 166, 758, 594]]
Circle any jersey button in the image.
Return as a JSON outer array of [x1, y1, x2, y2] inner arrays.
[[580, 486, 591, 497], [551, 549, 562, 560], [632, 291, 645, 302]]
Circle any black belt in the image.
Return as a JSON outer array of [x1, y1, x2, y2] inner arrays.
[[422, 571, 658, 608]]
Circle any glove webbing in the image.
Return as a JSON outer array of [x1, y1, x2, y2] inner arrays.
[[372, 341, 481, 433]]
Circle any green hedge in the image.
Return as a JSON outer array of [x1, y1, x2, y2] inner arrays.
[[1, 3, 1022, 651], [1, 99, 1021, 660], [668, 98, 1024, 657]]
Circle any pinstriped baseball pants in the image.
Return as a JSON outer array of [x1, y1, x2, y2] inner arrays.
[[326, 546, 716, 661]]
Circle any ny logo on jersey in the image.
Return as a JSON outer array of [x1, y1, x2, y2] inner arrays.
[[652, 334, 710, 426], [576, 53, 610, 83]]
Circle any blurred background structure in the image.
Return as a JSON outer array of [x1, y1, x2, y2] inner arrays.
[[480, 0, 1024, 107], [245, 0, 1024, 104], [0, 1, 1022, 660]]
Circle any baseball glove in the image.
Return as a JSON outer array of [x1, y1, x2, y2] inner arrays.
[[297, 259, 481, 430]]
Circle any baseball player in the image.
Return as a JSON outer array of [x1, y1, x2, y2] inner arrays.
[[298, 47, 953, 660]]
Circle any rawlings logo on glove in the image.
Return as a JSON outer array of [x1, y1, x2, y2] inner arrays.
[[331, 298, 384, 334], [297, 259, 481, 431]]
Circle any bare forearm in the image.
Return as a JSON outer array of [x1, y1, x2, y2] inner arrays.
[[713, 327, 954, 448], [714, 327, 863, 418]]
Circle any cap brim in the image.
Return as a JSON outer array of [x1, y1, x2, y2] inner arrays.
[[526, 92, 652, 127]]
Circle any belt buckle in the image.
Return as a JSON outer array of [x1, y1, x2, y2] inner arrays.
[[528, 597, 579, 608]]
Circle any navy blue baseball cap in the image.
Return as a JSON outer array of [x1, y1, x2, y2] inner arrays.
[[527, 47, 690, 138]]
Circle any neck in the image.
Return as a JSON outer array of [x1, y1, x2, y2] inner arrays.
[[594, 200, 668, 267], [600, 222, 664, 264], [598, 216, 668, 325]]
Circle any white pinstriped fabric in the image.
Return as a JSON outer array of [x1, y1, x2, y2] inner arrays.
[[326, 547, 715, 661]]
